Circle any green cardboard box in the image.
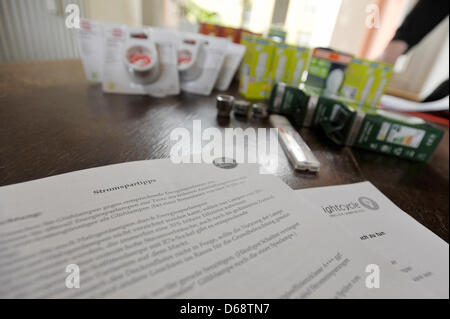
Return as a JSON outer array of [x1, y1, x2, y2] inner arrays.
[[351, 109, 443, 162], [268, 83, 444, 162]]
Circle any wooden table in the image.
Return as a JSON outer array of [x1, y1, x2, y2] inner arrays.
[[1, 60, 448, 242]]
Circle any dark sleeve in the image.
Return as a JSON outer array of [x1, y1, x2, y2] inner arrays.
[[393, 0, 449, 50]]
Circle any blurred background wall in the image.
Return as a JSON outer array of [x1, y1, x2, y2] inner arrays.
[[0, 0, 87, 62]]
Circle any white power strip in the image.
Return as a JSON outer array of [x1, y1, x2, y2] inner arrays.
[[269, 114, 321, 172]]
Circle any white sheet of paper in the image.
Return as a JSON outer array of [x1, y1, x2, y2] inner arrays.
[[295, 182, 449, 298], [0, 161, 430, 298]]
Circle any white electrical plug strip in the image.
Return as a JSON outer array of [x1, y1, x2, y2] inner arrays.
[[269, 114, 321, 172]]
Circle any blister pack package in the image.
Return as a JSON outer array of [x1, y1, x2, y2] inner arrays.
[[178, 33, 228, 96], [215, 41, 246, 91], [77, 19, 106, 82], [102, 26, 179, 97]]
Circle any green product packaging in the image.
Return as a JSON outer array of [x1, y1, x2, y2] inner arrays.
[[239, 34, 275, 99], [268, 83, 444, 162], [268, 83, 309, 118], [268, 25, 287, 42], [270, 43, 295, 92], [350, 109, 443, 162], [340, 59, 374, 105], [365, 62, 393, 112], [302, 85, 324, 97], [284, 47, 310, 87], [305, 48, 353, 94], [311, 97, 444, 162], [340, 59, 393, 113]]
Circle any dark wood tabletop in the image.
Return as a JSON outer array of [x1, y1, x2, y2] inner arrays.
[[1, 59, 448, 242]]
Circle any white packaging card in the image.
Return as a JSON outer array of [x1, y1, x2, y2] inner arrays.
[[179, 34, 228, 96], [215, 42, 246, 91], [0, 161, 431, 298], [77, 19, 105, 82], [102, 26, 179, 96], [146, 28, 180, 97], [295, 182, 449, 298], [101, 25, 147, 95]]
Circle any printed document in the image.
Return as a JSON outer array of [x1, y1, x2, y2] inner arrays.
[[296, 182, 449, 298], [0, 161, 430, 298]]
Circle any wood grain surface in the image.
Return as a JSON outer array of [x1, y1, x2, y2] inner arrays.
[[0, 59, 448, 241]]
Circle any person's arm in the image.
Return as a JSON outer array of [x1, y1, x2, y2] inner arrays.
[[379, 40, 408, 65], [380, 0, 449, 64], [393, 0, 449, 50]]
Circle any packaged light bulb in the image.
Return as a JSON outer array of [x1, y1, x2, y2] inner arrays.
[[77, 19, 106, 82], [366, 62, 393, 112], [275, 55, 287, 82], [270, 43, 308, 93], [360, 71, 375, 103], [305, 48, 353, 93], [178, 33, 228, 96], [239, 34, 275, 99], [340, 59, 393, 112], [215, 41, 246, 91], [102, 26, 179, 97], [271, 43, 291, 86], [284, 47, 310, 87], [255, 52, 268, 82]]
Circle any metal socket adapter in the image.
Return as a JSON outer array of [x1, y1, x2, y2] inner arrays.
[[233, 100, 251, 117], [252, 102, 269, 120], [216, 95, 235, 118]]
